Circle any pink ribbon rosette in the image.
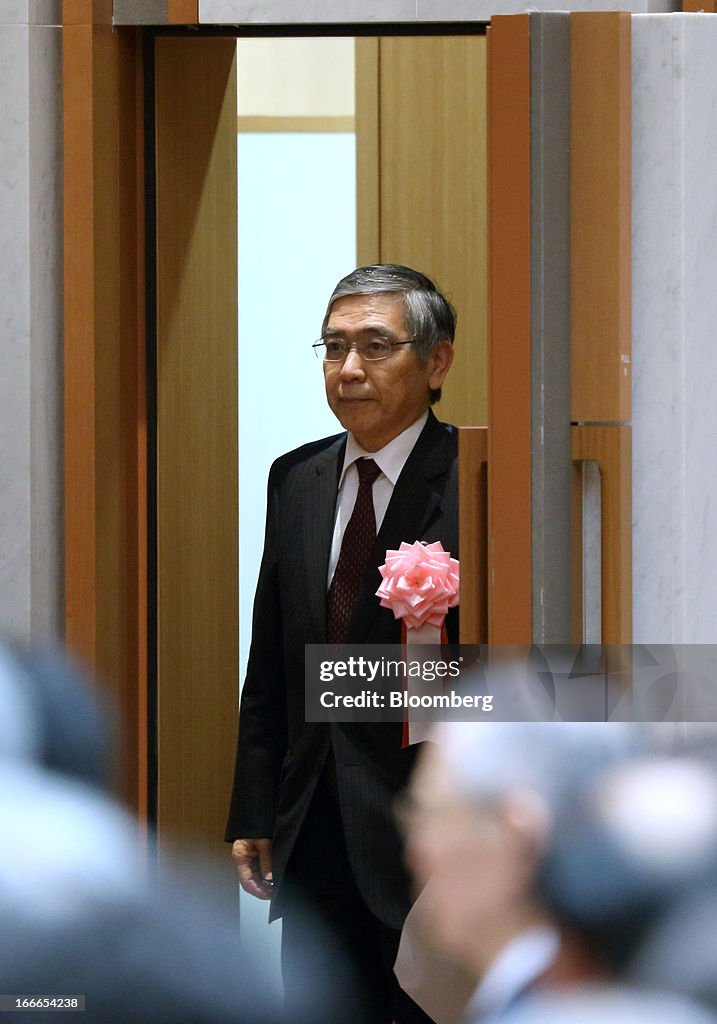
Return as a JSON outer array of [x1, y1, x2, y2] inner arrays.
[[377, 540, 459, 636], [376, 541, 459, 745]]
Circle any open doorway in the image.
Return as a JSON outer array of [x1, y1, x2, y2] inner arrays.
[[152, 27, 488, 859]]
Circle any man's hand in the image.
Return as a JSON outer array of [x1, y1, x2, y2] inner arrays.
[[232, 838, 274, 900]]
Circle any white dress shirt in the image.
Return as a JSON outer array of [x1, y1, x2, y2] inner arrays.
[[327, 410, 429, 586], [464, 926, 560, 1024]]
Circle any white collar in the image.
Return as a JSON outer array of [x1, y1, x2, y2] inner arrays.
[[339, 410, 429, 488], [467, 926, 560, 1021]]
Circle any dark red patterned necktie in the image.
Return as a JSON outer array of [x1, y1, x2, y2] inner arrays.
[[326, 458, 382, 644]]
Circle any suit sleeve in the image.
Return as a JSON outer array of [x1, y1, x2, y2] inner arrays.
[[225, 463, 289, 841]]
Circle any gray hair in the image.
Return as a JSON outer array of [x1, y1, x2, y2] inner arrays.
[[322, 264, 457, 404], [440, 721, 644, 807]]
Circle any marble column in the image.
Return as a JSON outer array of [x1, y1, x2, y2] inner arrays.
[[0, 1, 63, 641], [632, 14, 717, 643]]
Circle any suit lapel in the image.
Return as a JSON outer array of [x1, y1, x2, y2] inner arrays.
[[347, 413, 455, 642], [303, 435, 345, 640]]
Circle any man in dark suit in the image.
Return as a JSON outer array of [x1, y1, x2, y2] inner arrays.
[[225, 265, 458, 1024]]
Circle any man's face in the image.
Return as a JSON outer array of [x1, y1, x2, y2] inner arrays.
[[322, 293, 453, 452], [403, 743, 540, 972]]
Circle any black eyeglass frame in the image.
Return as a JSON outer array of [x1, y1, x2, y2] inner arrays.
[[311, 336, 416, 361]]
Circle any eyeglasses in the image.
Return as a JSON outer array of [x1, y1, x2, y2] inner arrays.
[[312, 336, 415, 362]]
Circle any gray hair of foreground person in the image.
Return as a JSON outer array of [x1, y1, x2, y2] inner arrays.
[[322, 264, 457, 401], [427, 721, 646, 813], [537, 754, 717, 976], [0, 640, 109, 786]]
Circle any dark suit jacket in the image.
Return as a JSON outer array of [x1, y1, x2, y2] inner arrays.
[[225, 411, 459, 928]]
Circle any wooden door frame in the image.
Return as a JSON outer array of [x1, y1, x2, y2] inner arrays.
[[62, 6, 496, 828], [65, 9, 632, 828], [63, 1, 148, 817], [64, 8, 633, 832]]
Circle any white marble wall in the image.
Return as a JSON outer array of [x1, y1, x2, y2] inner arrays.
[[632, 15, 717, 643], [198, 0, 673, 23], [0, 1, 62, 642], [0, 2, 60, 23]]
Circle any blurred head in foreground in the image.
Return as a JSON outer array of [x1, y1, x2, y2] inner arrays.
[[629, 872, 717, 1013], [0, 640, 297, 1023], [0, 640, 109, 785], [538, 753, 717, 977], [403, 722, 643, 983]]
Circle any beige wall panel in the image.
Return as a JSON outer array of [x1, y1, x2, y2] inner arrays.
[[155, 37, 238, 854], [236, 38, 354, 117], [355, 36, 380, 266], [237, 116, 354, 132], [376, 35, 488, 428]]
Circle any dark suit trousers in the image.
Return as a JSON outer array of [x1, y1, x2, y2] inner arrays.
[[280, 770, 435, 1024]]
